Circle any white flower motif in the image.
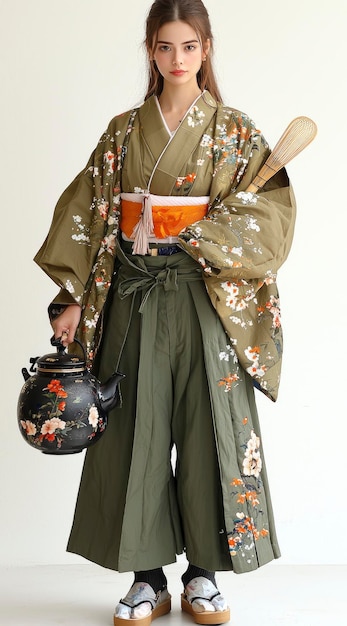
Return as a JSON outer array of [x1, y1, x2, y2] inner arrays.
[[245, 216, 260, 232], [226, 294, 237, 309], [243, 454, 262, 478], [246, 363, 266, 378], [85, 312, 99, 329], [235, 191, 258, 205], [244, 347, 259, 362], [88, 405, 99, 429], [72, 215, 90, 245], [98, 200, 109, 220], [247, 429, 261, 454], [100, 234, 116, 255], [242, 430, 262, 478], [41, 418, 66, 435], [229, 316, 243, 326], [20, 420, 37, 436], [263, 269, 277, 284], [219, 342, 238, 365], [72, 233, 90, 243], [187, 106, 205, 127], [200, 133, 213, 148], [231, 246, 243, 257], [65, 280, 75, 294], [104, 150, 115, 175], [221, 281, 239, 295]]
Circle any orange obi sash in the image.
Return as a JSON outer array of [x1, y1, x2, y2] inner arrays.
[[120, 193, 209, 255]]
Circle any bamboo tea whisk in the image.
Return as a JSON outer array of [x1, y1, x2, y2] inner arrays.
[[246, 116, 317, 193]]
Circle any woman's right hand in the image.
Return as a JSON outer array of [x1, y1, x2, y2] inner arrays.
[[51, 304, 82, 346]]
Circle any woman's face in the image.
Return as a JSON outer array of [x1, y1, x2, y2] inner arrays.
[[152, 20, 209, 90]]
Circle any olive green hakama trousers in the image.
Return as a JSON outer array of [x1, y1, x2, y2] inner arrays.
[[67, 243, 280, 573]]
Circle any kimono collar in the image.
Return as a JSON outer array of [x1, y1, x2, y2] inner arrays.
[[138, 91, 217, 194], [139, 91, 217, 159]]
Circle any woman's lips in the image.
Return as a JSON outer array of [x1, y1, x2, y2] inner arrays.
[[170, 70, 186, 76]]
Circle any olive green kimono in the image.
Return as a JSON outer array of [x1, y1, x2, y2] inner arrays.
[[34, 92, 296, 574]]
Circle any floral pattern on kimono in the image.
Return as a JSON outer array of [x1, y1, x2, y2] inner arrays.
[[35, 94, 295, 400], [34, 92, 296, 574]]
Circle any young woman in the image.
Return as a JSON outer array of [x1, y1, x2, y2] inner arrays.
[[35, 1, 296, 624]]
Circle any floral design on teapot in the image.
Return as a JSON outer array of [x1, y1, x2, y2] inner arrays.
[[19, 377, 105, 451]]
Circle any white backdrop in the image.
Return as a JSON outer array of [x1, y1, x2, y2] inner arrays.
[[1, 0, 346, 568]]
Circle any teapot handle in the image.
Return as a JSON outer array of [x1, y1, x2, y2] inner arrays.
[[50, 335, 87, 361]]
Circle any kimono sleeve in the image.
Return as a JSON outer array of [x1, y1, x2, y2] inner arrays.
[[34, 156, 96, 305], [179, 129, 296, 280], [178, 121, 296, 401]]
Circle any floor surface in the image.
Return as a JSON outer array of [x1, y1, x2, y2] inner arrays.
[[0, 563, 345, 625]]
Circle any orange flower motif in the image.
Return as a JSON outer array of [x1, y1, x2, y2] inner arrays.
[[47, 379, 63, 394], [46, 379, 68, 398], [58, 401, 66, 411], [175, 173, 196, 188], [243, 417, 248, 425], [231, 478, 244, 486], [186, 173, 196, 183], [218, 373, 239, 391], [245, 491, 260, 507]]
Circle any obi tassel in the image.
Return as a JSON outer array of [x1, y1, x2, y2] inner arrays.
[[131, 194, 154, 255]]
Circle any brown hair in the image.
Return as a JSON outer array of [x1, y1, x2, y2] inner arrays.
[[144, 0, 223, 102]]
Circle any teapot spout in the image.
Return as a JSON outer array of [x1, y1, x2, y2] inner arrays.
[[97, 371, 125, 413]]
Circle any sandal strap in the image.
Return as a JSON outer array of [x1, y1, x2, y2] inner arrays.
[[187, 591, 221, 604], [118, 598, 156, 610], [118, 583, 168, 612]]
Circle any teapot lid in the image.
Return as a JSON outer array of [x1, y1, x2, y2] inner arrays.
[[36, 337, 86, 374], [37, 352, 85, 374]]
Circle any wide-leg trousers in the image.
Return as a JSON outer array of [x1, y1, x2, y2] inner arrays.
[[67, 242, 280, 573]]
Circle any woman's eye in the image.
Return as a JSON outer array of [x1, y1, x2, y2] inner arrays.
[[159, 45, 171, 52], [186, 45, 197, 51]]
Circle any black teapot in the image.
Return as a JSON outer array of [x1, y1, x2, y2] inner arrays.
[[17, 337, 125, 455]]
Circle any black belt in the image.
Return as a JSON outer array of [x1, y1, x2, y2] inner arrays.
[[147, 245, 181, 256]]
